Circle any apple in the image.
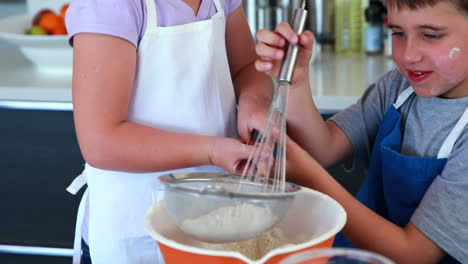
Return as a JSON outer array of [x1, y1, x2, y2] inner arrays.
[[25, 25, 47, 35]]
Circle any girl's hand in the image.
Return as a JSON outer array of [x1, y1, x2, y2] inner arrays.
[[255, 23, 315, 85], [208, 137, 255, 174]]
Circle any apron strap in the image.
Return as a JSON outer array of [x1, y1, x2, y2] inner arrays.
[[72, 188, 88, 264], [213, 0, 223, 13], [144, 0, 158, 29], [438, 107, 468, 158], [66, 173, 88, 263], [393, 86, 414, 109], [66, 173, 88, 195]]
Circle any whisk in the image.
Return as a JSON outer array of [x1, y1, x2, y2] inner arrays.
[[240, 0, 308, 193]]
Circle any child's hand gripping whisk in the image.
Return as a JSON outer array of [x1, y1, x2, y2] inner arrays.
[[240, 1, 308, 193]]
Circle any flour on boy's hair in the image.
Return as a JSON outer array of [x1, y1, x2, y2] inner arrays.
[[449, 47, 461, 59]]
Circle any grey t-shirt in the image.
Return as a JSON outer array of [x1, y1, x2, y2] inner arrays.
[[330, 68, 468, 261]]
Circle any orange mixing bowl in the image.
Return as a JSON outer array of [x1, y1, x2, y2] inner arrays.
[[145, 187, 346, 264]]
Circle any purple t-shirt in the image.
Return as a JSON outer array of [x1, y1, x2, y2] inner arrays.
[[65, 0, 242, 47]]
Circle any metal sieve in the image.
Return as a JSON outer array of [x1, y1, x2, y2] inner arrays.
[[158, 173, 301, 243]]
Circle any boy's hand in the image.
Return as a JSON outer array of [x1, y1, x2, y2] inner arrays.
[[237, 94, 272, 144], [255, 23, 315, 86], [284, 135, 316, 184]]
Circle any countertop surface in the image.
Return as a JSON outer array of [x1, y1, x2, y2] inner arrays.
[[0, 0, 395, 112], [309, 52, 394, 112]]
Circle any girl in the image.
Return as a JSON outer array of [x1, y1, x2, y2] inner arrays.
[[65, 0, 273, 263]]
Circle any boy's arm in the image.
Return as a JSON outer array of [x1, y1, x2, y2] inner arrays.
[[286, 71, 353, 168], [72, 33, 252, 173], [286, 140, 446, 264], [225, 6, 274, 143]]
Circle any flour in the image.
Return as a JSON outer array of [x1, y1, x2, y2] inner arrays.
[[194, 227, 309, 260], [180, 203, 279, 242], [449, 47, 460, 59]]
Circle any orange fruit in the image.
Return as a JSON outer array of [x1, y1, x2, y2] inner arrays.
[[38, 12, 64, 35], [32, 9, 54, 26], [52, 21, 68, 35], [60, 3, 70, 20]]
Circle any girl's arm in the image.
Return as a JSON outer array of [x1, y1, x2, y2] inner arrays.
[[225, 6, 275, 143], [286, 139, 446, 264], [72, 33, 253, 173], [255, 23, 352, 168]]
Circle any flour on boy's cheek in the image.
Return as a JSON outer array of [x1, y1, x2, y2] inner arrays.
[[436, 47, 465, 81], [449, 47, 461, 60]]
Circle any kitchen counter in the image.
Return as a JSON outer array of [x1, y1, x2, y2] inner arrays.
[[309, 52, 394, 113], [0, 45, 394, 112], [0, 47, 72, 110]]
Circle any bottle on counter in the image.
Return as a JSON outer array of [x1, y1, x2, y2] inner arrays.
[[334, 0, 364, 55], [364, 0, 387, 55]]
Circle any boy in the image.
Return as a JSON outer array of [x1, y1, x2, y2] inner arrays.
[[256, 0, 468, 263]]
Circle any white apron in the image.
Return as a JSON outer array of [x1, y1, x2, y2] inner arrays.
[[67, 0, 238, 262]]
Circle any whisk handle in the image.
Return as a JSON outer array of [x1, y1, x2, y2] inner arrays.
[[278, 4, 308, 83]]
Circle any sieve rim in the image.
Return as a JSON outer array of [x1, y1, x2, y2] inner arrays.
[[159, 173, 301, 200]]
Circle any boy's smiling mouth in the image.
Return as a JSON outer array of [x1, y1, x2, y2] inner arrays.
[[407, 70, 433, 83]]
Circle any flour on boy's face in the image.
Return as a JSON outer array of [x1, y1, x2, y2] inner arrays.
[[388, 1, 468, 99]]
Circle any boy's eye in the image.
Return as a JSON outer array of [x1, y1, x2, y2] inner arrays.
[[391, 31, 405, 38], [423, 33, 440, 40]]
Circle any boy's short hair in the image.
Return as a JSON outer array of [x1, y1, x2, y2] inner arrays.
[[384, 0, 468, 15]]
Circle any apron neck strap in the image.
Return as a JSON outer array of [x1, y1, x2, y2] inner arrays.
[[438, 107, 468, 158], [393, 86, 414, 109], [213, 0, 223, 13], [145, 0, 158, 29]]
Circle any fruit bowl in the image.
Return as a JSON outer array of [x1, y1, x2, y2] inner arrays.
[[0, 14, 72, 74]]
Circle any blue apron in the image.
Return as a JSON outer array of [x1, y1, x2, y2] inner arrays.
[[334, 87, 468, 264]]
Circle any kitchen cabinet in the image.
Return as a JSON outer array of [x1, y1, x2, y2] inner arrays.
[[0, 108, 83, 247], [0, 108, 82, 264]]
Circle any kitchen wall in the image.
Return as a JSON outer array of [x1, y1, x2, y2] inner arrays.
[[0, 0, 25, 51], [0, 0, 25, 18]]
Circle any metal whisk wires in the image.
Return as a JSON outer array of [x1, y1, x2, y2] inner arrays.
[[238, 0, 308, 194], [239, 82, 290, 193]]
